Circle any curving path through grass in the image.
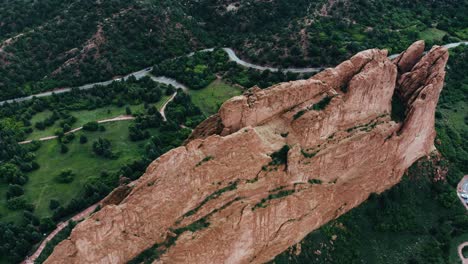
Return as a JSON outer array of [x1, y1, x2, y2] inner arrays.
[[458, 242, 468, 264], [22, 203, 99, 264], [19, 115, 135, 144]]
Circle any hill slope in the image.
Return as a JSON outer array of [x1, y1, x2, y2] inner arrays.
[[1, 0, 466, 101]]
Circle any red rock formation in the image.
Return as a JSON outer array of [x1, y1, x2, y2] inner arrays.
[[45, 41, 448, 264]]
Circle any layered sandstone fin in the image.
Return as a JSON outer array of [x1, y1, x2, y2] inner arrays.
[[397, 45, 448, 167], [393, 40, 425, 74], [45, 42, 448, 264], [396, 45, 448, 105]]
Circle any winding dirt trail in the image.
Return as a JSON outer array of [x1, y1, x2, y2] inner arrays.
[[22, 203, 99, 264], [159, 92, 177, 121], [19, 115, 135, 144], [458, 242, 468, 264]]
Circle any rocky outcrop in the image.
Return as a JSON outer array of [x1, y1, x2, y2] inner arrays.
[[100, 185, 132, 207], [184, 114, 224, 143], [45, 41, 448, 264], [393, 40, 425, 74]]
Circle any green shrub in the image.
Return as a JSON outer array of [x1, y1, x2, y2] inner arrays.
[[6, 196, 33, 211], [301, 149, 317, 158], [55, 170, 75, 183], [253, 189, 296, 210], [293, 110, 306, 120], [6, 184, 24, 199], [92, 138, 115, 159], [183, 181, 238, 217], [269, 145, 290, 165], [83, 121, 99, 131], [60, 144, 69, 154], [308, 179, 322, 184], [49, 199, 60, 210], [312, 96, 332, 111], [196, 156, 213, 167], [61, 133, 75, 144], [79, 135, 88, 144]]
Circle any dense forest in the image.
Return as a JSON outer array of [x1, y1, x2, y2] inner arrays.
[[189, 0, 467, 67], [0, 0, 202, 101], [1, 0, 467, 101], [152, 49, 304, 90]]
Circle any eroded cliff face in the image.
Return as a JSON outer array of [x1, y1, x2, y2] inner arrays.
[[45, 41, 448, 264]]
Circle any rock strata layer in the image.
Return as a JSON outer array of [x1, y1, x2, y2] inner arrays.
[[45, 41, 448, 264]]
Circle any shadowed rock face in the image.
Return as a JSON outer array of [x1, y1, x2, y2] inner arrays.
[[45, 41, 448, 264]]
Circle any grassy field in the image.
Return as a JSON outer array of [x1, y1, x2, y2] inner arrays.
[[189, 80, 242, 116], [27, 96, 171, 141], [440, 101, 468, 132], [0, 121, 147, 223], [1, 93, 186, 223], [27, 105, 142, 140], [453, 28, 468, 40], [419, 28, 447, 42]]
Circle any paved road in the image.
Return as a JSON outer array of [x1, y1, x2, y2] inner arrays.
[[222, 48, 323, 73], [457, 175, 468, 210], [2, 41, 466, 107], [456, 176, 468, 264], [0, 71, 187, 106]]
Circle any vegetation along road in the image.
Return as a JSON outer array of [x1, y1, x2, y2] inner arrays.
[[1, 42, 466, 107]]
